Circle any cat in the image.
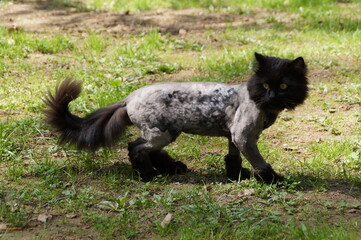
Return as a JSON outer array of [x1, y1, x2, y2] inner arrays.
[[43, 52, 308, 183]]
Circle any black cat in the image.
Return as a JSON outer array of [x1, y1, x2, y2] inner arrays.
[[44, 52, 308, 183]]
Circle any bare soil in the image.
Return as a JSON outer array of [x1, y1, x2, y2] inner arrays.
[[0, 1, 297, 35]]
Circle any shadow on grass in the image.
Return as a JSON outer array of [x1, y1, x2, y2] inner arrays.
[[78, 161, 229, 183], [291, 173, 361, 197], [81, 161, 360, 198]]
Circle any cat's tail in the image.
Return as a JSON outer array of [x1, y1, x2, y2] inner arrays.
[[43, 79, 131, 151]]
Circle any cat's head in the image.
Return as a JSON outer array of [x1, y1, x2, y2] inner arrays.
[[247, 52, 308, 112]]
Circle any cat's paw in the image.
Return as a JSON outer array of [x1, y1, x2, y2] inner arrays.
[[167, 161, 188, 175], [227, 167, 251, 182], [138, 168, 159, 182], [254, 164, 284, 184], [241, 167, 252, 180]]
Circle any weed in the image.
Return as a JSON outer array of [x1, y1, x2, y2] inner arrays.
[[0, 202, 28, 227], [202, 49, 252, 79], [36, 35, 74, 54]]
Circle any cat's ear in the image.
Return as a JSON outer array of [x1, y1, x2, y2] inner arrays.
[[290, 57, 306, 70], [254, 52, 267, 64]]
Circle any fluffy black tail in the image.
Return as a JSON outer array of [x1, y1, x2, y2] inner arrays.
[[43, 79, 131, 151]]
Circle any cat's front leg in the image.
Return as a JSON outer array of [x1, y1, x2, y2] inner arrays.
[[253, 164, 284, 184], [225, 138, 251, 181], [235, 138, 284, 184]]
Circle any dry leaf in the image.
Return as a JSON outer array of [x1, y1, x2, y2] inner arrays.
[[96, 200, 119, 211], [7, 38, 15, 45], [282, 144, 298, 151], [347, 209, 358, 214], [37, 213, 52, 223], [179, 29, 187, 35], [65, 213, 77, 219], [160, 213, 173, 228], [243, 189, 255, 196], [0, 223, 7, 230]]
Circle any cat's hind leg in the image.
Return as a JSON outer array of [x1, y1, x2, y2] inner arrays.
[[128, 137, 156, 181], [149, 150, 188, 175], [225, 138, 251, 181], [128, 128, 180, 181]]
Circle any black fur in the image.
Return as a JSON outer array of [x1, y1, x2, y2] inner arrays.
[[247, 53, 308, 111], [127, 138, 188, 180], [254, 164, 284, 184], [43, 79, 131, 151], [149, 150, 188, 174], [224, 154, 251, 181], [127, 138, 158, 181]]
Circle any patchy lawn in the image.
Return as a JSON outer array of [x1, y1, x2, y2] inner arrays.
[[0, 0, 360, 239]]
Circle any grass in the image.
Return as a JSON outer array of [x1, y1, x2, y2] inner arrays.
[[0, 0, 360, 239]]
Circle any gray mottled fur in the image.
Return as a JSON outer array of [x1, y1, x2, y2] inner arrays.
[[125, 82, 270, 170]]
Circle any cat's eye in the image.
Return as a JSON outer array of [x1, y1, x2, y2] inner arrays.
[[280, 83, 288, 90], [262, 83, 270, 89]]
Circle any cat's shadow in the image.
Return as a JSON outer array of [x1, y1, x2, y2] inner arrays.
[[170, 171, 360, 198], [285, 173, 361, 197], [88, 162, 360, 198], [88, 162, 228, 184]]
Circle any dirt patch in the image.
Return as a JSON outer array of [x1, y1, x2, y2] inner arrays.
[[157, 68, 201, 82], [1, 215, 99, 240], [0, 1, 294, 35]]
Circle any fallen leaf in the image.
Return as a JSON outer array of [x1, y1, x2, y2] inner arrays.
[[243, 189, 255, 196], [179, 29, 187, 35], [282, 144, 298, 151], [37, 213, 52, 223], [160, 213, 173, 228], [0, 224, 7, 230], [7, 38, 15, 45], [96, 200, 119, 211], [65, 213, 77, 219], [347, 209, 358, 214]]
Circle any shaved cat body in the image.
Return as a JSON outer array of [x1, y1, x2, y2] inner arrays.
[[126, 82, 260, 138], [44, 53, 308, 183], [125, 82, 269, 171]]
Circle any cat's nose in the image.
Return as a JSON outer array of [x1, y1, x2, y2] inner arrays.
[[269, 90, 276, 99]]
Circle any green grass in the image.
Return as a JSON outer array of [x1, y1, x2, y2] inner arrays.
[[0, 0, 360, 239]]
